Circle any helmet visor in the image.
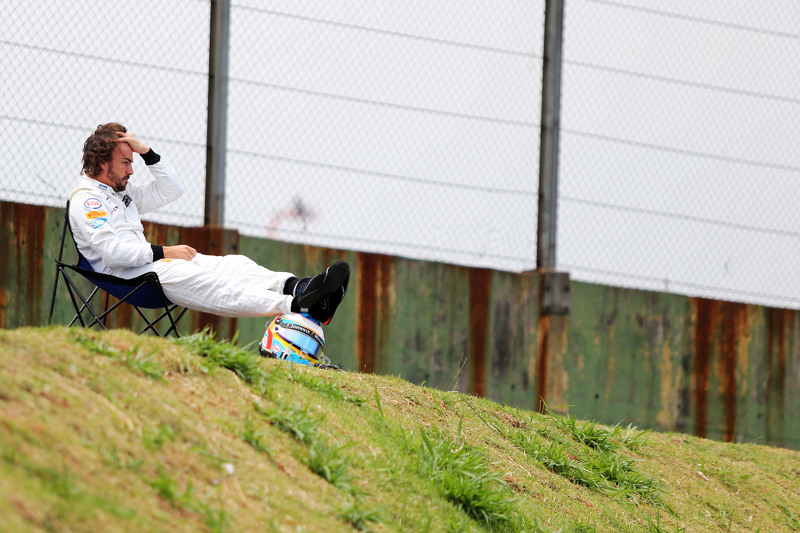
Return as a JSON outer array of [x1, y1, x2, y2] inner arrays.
[[276, 326, 321, 357]]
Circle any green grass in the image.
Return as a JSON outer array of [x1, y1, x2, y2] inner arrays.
[[241, 414, 273, 456], [256, 401, 323, 445], [410, 427, 522, 530], [339, 499, 383, 531], [1, 327, 799, 532], [305, 438, 355, 490]]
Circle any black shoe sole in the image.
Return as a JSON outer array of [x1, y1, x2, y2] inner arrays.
[[296, 261, 350, 309], [311, 273, 349, 325]]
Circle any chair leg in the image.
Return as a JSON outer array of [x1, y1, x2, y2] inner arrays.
[[134, 305, 162, 337], [48, 267, 63, 325], [51, 206, 72, 325], [103, 291, 111, 328], [55, 263, 188, 337], [88, 280, 150, 330], [63, 277, 104, 329], [169, 307, 189, 338], [64, 281, 103, 328], [144, 305, 186, 338]]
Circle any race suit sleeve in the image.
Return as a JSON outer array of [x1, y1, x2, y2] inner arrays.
[[69, 192, 155, 269], [129, 155, 185, 215]]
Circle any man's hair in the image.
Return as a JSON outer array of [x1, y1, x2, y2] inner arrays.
[[82, 122, 127, 178]]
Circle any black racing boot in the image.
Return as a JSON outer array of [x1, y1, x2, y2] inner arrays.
[[308, 270, 350, 325], [292, 261, 350, 311]]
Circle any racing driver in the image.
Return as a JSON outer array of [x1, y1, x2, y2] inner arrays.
[[69, 122, 349, 323]]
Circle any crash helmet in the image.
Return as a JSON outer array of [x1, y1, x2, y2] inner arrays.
[[259, 313, 326, 366]]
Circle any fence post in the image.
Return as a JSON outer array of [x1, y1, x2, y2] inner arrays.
[[206, 0, 231, 227], [537, 0, 570, 316], [536, 0, 571, 414]]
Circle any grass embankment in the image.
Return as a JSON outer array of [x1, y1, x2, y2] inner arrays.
[[0, 327, 798, 532]]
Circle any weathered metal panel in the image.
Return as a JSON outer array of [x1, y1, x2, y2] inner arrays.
[[4, 200, 800, 450], [690, 299, 750, 443], [376, 258, 471, 392], [764, 307, 797, 448], [1, 203, 49, 328], [565, 285, 700, 433], [481, 270, 540, 411], [469, 268, 491, 397], [565, 291, 800, 449], [355, 253, 381, 374]]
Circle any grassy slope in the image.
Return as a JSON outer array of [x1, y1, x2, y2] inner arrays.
[[0, 328, 798, 533]]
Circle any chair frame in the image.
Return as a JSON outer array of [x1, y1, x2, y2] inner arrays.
[[48, 201, 187, 337]]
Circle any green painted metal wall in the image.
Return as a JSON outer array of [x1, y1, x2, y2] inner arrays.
[[3, 201, 798, 450]]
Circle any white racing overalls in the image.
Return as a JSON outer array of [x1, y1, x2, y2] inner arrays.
[[69, 157, 294, 317]]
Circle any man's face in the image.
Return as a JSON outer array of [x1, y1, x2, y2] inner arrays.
[[105, 143, 134, 192]]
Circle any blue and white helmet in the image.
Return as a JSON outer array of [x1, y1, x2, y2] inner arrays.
[[259, 313, 328, 366]]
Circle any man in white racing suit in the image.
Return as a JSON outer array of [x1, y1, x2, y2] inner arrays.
[[69, 122, 348, 323]]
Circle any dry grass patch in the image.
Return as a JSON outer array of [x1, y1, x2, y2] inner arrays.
[[1, 327, 799, 532]]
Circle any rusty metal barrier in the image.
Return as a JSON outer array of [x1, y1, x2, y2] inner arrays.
[[4, 200, 798, 450]]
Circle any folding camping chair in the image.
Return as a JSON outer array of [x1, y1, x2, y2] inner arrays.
[[48, 201, 187, 337]]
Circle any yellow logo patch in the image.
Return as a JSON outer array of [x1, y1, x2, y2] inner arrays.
[[86, 210, 107, 220]]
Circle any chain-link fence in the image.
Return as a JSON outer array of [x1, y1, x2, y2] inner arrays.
[[3, 0, 800, 309], [558, 0, 800, 309], [0, 0, 210, 227], [224, 1, 543, 271]]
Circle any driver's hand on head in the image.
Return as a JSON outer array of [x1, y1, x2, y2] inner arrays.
[[163, 245, 197, 261], [115, 132, 150, 154]]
